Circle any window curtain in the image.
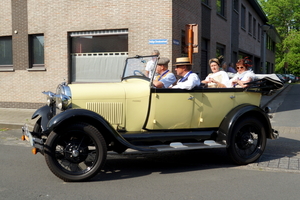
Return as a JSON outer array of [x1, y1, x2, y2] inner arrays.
[[72, 55, 127, 82]]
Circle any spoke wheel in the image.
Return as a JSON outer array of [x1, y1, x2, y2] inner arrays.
[[227, 117, 266, 165], [44, 123, 107, 182]]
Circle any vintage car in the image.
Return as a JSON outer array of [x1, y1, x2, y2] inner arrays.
[[22, 55, 283, 182]]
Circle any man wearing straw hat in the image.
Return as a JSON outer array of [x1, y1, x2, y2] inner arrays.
[[171, 57, 200, 90]]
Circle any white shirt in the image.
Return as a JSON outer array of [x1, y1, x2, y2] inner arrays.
[[204, 70, 230, 87], [172, 72, 201, 90], [229, 70, 255, 87], [159, 73, 177, 88], [145, 60, 156, 78]]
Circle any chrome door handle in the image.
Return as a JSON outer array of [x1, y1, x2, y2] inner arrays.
[[230, 95, 235, 99], [188, 96, 194, 100]]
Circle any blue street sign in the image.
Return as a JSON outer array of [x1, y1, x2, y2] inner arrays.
[[173, 39, 180, 45], [149, 39, 168, 45]]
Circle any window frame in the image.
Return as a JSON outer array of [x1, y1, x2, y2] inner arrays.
[[0, 36, 13, 72], [233, 0, 239, 12], [217, 0, 226, 18], [248, 12, 252, 35], [241, 5, 246, 30], [253, 18, 256, 39], [28, 34, 45, 71], [202, 0, 209, 6], [70, 29, 129, 83], [258, 23, 261, 42], [216, 43, 226, 58]]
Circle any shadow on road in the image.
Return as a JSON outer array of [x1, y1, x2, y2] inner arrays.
[[264, 136, 300, 158], [91, 148, 240, 182]]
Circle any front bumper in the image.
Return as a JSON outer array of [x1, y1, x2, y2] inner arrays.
[[272, 129, 279, 139], [21, 124, 44, 152]]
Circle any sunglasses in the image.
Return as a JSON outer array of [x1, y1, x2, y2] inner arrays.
[[236, 66, 245, 69]]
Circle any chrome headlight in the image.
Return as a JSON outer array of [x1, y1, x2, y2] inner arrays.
[[42, 91, 55, 106], [55, 82, 72, 110], [56, 93, 72, 110]]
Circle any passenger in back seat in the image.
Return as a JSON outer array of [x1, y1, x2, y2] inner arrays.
[[201, 56, 229, 88], [229, 57, 255, 88]]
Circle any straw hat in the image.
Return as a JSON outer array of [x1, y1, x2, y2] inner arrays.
[[173, 57, 193, 66]]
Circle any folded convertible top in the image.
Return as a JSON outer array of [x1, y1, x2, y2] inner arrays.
[[246, 74, 284, 95]]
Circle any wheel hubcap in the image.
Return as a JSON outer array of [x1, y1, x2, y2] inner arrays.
[[64, 141, 88, 163], [72, 149, 80, 157]]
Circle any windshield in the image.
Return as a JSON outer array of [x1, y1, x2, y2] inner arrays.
[[122, 55, 158, 80]]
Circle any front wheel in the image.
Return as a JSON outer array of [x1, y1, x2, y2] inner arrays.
[[227, 117, 266, 165], [44, 123, 107, 182]]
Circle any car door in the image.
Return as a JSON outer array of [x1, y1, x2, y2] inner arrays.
[[145, 88, 197, 130], [199, 88, 235, 128]]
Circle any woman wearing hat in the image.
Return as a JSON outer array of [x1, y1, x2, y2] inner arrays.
[[229, 57, 255, 88], [171, 57, 200, 90], [201, 56, 229, 88]]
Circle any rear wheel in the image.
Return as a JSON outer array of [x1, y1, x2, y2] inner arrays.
[[227, 117, 266, 165], [44, 123, 107, 182]]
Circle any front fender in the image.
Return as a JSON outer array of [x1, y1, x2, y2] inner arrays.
[[46, 109, 155, 151], [218, 104, 273, 146], [32, 105, 54, 132]]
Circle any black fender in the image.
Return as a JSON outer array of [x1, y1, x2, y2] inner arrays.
[[32, 105, 55, 132], [218, 104, 273, 147], [46, 108, 156, 152]]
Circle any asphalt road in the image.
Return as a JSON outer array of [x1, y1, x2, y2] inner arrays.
[[1, 84, 300, 199]]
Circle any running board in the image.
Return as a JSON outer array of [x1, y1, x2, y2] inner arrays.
[[147, 140, 226, 152]]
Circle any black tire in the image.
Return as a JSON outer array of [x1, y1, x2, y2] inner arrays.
[[44, 123, 107, 182], [227, 117, 266, 165], [33, 118, 42, 133]]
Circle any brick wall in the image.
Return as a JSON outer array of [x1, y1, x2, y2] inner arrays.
[[172, 0, 202, 75], [0, 0, 175, 108], [0, 0, 276, 109], [0, 0, 12, 35]]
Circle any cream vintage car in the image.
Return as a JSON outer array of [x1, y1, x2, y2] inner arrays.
[[22, 55, 283, 182]]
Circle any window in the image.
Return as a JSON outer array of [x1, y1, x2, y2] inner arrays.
[[0, 36, 13, 69], [29, 35, 44, 68], [267, 35, 275, 52], [216, 43, 225, 58], [202, 0, 209, 6], [217, 0, 225, 17], [248, 13, 252, 34], [258, 23, 261, 42], [253, 18, 256, 38], [233, 0, 239, 12], [241, 5, 246, 29], [70, 29, 128, 82]]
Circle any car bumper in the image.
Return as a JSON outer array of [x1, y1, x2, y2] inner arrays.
[[21, 124, 44, 152]]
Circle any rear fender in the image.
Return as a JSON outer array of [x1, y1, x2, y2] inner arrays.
[[218, 104, 273, 146], [46, 109, 154, 151]]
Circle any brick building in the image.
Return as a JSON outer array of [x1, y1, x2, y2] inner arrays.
[[0, 0, 280, 109]]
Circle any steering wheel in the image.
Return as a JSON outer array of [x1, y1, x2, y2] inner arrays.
[[133, 70, 146, 77]]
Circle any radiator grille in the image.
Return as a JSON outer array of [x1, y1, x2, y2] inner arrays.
[[86, 102, 123, 125]]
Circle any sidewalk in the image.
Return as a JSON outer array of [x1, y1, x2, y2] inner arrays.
[[0, 84, 289, 130], [0, 108, 38, 129]]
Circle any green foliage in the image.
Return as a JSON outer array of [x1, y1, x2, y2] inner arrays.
[[258, 0, 300, 75], [278, 30, 300, 75]]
